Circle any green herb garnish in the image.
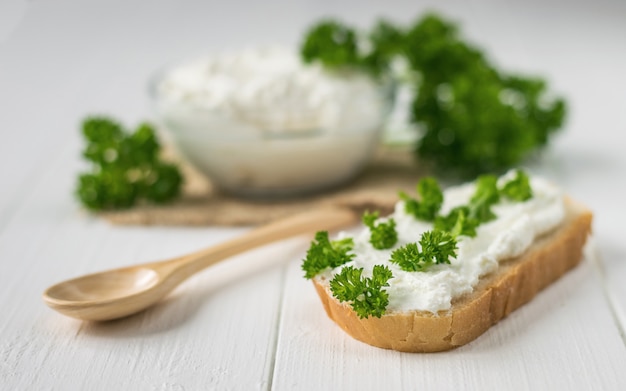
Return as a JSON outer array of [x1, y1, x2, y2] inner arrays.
[[390, 230, 458, 272], [399, 177, 443, 221], [434, 206, 479, 238], [362, 211, 398, 249], [300, 13, 566, 177], [76, 117, 182, 210], [389, 243, 422, 271], [302, 231, 355, 279], [329, 265, 393, 318], [301, 21, 360, 70], [361, 20, 407, 77], [468, 175, 500, 223], [419, 230, 458, 265], [500, 169, 533, 201]]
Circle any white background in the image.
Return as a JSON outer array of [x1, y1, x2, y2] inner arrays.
[[1, 0, 625, 389]]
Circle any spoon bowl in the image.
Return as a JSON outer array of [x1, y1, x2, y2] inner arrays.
[[43, 207, 357, 321], [44, 267, 165, 321]]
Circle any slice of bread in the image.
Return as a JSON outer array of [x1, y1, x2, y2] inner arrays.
[[312, 198, 592, 352]]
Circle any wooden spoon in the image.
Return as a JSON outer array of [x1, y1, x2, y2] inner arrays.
[[43, 207, 356, 321]]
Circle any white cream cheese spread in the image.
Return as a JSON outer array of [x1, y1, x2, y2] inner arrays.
[[318, 175, 565, 313], [156, 46, 383, 134]]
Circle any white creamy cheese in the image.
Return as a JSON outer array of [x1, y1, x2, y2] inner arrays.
[[156, 46, 383, 134], [318, 175, 566, 313]]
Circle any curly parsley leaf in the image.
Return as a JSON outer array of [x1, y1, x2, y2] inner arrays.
[[434, 206, 479, 238], [362, 210, 378, 228], [361, 19, 406, 76], [419, 230, 458, 265], [76, 117, 182, 211], [399, 177, 443, 221], [500, 169, 533, 201], [301, 20, 360, 69], [143, 162, 184, 203], [362, 211, 398, 250], [390, 230, 458, 272], [330, 265, 393, 318], [77, 170, 137, 210], [390, 242, 423, 271], [302, 231, 355, 279], [468, 174, 500, 223]]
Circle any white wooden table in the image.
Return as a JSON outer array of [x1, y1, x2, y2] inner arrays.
[[2, 1, 626, 389]]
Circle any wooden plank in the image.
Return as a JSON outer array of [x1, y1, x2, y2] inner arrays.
[[0, 224, 290, 389], [273, 245, 626, 390], [527, 141, 626, 345], [590, 223, 626, 345], [0, 2, 121, 228], [0, 2, 292, 388], [0, 136, 306, 389]]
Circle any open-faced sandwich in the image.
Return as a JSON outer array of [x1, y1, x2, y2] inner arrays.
[[302, 170, 593, 352]]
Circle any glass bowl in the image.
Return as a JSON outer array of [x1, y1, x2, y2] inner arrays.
[[148, 62, 389, 198]]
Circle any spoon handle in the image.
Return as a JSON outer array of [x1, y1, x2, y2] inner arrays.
[[156, 207, 357, 282]]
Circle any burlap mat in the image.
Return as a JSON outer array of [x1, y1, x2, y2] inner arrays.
[[100, 146, 427, 226]]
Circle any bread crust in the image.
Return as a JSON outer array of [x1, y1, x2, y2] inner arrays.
[[313, 198, 593, 352]]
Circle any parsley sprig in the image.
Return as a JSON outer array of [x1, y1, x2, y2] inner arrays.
[[301, 21, 361, 70], [435, 206, 479, 238], [390, 230, 458, 272], [301, 14, 566, 177], [330, 265, 393, 318], [76, 117, 182, 210], [362, 211, 398, 250], [501, 170, 533, 201], [468, 175, 501, 223], [302, 231, 355, 279], [399, 177, 443, 221]]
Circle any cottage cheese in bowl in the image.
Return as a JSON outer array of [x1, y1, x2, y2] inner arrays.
[[151, 46, 387, 197]]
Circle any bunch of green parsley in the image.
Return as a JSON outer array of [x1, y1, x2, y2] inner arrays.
[[301, 13, 566, 177], [76, 117, 182, 211]]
